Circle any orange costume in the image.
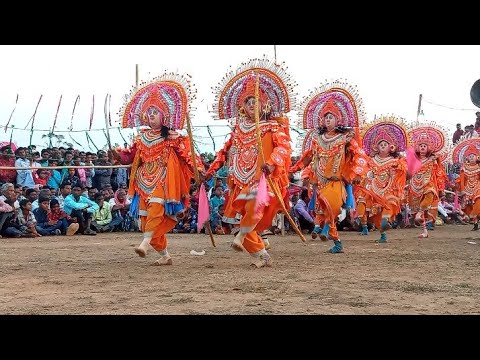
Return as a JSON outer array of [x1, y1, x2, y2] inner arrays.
[[356, 116, 409, 242], [291, 81, 368, 253], [452, 136, 480, 230], [407, 124, 448, 238], [118, 73, 203, 265], [207, 58, 296, 268]]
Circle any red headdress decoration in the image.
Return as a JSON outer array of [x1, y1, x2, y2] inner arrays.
[[212, 56, 297, 125], [361, 116, 410, 157], [452, 137, 480, 164], [119, 72, 196, 130]]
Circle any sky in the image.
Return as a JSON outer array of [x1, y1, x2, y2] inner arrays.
[[0, 45, 478, 155]]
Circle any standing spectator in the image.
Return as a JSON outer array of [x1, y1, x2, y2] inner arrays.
[[73, 156, 86, 188], [0, 146, 17, 184], [475, 112, 480, 133], [84, 152, 95, 189], [46, 158, 62, 192], [39, 149, 50, 166], [93, 150, 112, 190], [15, 147, 35, 189], [62, 168, 80, 187], [33, 168, 50, 187], [452, 123, 464, 144]]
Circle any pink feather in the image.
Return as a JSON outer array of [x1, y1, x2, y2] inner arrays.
[[197, 183, 210, 233], [255, 173, 270, 215], [406, 146, 422, 175]]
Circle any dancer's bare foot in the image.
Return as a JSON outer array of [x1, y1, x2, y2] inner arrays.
[[135, 246, 147, 257], [250, 255, 273, 268], [231, 233, 246, 252], [152, 255, 172, 266]]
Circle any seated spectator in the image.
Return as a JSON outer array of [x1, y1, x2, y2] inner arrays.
[[293, 189, 315, 233], [211, 204, 230, 235], [17, 199, 41, 237], [0, 183, 16, 236], [87, 187, 98, 202], [101, 185, 114, 202], [31, 189, 52, 212], [173, 206, 197, 234], [91, 192, 122, 232], [209, 185, 225, 222], [63, 182, 98, 235], [33, 196, 63, 236], [48, 198, 79, 235], [109, 188, 135, 231], [57, 181, 72, 210]]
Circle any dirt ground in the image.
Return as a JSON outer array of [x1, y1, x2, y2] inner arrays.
[[0, 225, 479, 314]]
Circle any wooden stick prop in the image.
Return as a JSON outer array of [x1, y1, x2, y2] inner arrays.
[[89, 95, 95, 130], [185, 113, 216, 247], [104, 94, 112, 150], [5, 94, 18, 133], [69, 95, 80, 131], [52, 95, 63, 131], [253, 74, 306, 243], [28, 94, 43, 149]]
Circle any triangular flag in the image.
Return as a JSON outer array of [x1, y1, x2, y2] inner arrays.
[[197, 183, 210, 233]]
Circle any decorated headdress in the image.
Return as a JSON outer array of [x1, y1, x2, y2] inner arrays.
[[119, 72, 196, 130], [301, 128, 316, 153], [212, 56, 297, 124], [297, 80, 366, 130], [361, 116, 410, 157], [452, 137, 480, 164], [408, 122, 448, 156]]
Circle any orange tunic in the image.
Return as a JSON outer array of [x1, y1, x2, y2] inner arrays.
[[126, 130, 201, 251], [407, 156, 447, 214], [359, 156, 407, 224], [456, 162, 480, 216], [292, 131, 368, 240], [207, 118, 291, 254]]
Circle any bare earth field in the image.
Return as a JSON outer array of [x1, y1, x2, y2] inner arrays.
[[0, 225, 479, 314]]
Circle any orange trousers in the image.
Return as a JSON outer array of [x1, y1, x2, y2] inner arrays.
[[419, 192, 438, 221], [314, 181, 345, 241], [236, 198, 268, 254], [464, 199, 480, 218], [139, 198, 177, 252]]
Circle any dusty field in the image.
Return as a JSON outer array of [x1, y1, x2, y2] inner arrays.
[[0, 225, 479, 314]]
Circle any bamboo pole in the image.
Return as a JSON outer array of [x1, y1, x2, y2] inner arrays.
[[185, 113, 216, 247], [253, 74, 306, 243], [0, 164, 132, 171]]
